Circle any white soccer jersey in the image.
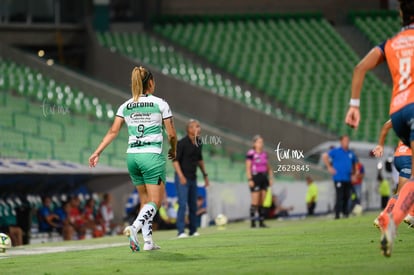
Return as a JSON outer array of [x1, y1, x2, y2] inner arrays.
[[116, 95, 172, 154]]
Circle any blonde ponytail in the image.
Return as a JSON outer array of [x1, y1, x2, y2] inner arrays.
[[131, 66, 153, 102], [131, 67, 144, 102]]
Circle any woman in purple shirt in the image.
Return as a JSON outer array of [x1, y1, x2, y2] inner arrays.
[[245, 135, 273, 228]]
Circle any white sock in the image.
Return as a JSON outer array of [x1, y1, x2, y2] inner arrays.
[[132, 202, 157, 233], [142, 218, 154, 243]]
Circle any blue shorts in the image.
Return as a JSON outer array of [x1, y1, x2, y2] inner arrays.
[[391, 103, 414, 147], [394, 156, 412, 179]]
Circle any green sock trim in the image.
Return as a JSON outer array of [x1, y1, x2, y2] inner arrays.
[[148, 201, 158, 211]]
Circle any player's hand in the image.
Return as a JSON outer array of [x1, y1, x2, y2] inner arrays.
[[372, 145, 384, 158], [328, 166, 336, 176], [345, 106, 360, 129], [204, 176, 210, 188], [168, 148, 176, 160], [89, 153, 99, 167], [179, 175, 187, 185], [248, 180, 254, 188]]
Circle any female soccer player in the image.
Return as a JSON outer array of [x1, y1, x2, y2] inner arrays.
[[345, 0, 414, 257], [372, 120, 413, 227], [245, 135, 273, 228], [89, 66, 177, 251]]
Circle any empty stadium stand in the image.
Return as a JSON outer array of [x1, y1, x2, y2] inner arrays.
[[0, 57, 262, 182], [350, 10, 400, 45], [151, 15, 398, 146]]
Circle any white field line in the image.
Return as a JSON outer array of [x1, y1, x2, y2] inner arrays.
[[0, 242, 126, 258]]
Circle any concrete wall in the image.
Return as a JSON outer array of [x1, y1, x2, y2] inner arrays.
[[207, 178, 382, 222], [94, 178, 382, 224]]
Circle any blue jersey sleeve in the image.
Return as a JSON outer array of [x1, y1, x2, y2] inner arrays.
[[376, 40, 386, 56]]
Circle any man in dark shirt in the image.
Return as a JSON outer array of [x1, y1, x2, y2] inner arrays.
[[173, 119, 209, 238]]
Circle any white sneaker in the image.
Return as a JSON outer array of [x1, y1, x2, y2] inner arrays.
[[373, 218, 380, 229], [403, 214, 414, 228], [143, 241, 161, 251], [379, 213, 396, 257], [123, 226, 140, 252], [190, 232, 200, 237], [177, 233, 188, 238]]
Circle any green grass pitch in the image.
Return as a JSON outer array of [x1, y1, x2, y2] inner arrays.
[[1, 212, 413, 274]]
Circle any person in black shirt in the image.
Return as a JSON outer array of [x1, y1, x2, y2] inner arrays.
[[173, 119, 209, 238]]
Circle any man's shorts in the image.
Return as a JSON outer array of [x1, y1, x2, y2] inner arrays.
[[250, 173, 269, 192], [127, 153, 166, 186], [394, 155, 412, 179], [391, 103, 414, 147]]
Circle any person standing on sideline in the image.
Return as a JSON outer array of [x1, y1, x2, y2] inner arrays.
[[99, 193, 115, 235], [245, 135, 273, 228], [89, 66, 177, 252], [173, 119, 209, 238], [322, 135, 357, 219], [305, 176, 318, 216], [378, 174, 391, 210], [350, 160, 364, 212]]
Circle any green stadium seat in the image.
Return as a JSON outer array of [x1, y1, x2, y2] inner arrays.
[[148, 16, 396, 143]]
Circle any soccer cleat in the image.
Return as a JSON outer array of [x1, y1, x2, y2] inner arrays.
[[177, 233, 188, 238], [190, 232, 200, 237], [373, 218, 380, 229], [378, 213, 396, 257], [259, 221, 268, 228], [403, 214, 414, 228], [143, 241, 161, 251], [123, 226, 140, 252]]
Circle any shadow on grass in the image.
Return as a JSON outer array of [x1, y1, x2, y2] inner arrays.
[[142, 251, 208, 262]]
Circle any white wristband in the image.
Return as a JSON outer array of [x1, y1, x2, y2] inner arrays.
[[349, 98, 360, 107]]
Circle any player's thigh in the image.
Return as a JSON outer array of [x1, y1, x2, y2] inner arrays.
[[126, 154, 145, 186], [141, 153, 166, 185], [391, 105, 414, 145]]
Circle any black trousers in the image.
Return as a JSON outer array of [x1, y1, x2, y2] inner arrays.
[[334, 181, 351, 219], [381, 196, 390, 210], [307, 202, 316, 216]]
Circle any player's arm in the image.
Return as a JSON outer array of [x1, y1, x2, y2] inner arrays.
[[45, 212, 59, 227], [245, 158, 254, 187], [163, 117, 177, 160], [89, 116, 124, 167], [267, 162, 273, 186], [172, 139, 187, 184], [173, 161, 187, 184], [322, 152, 336, 175], [373, 120, 392, 157], [198, 160, 209, 187], [345, 47, 385, 128]]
